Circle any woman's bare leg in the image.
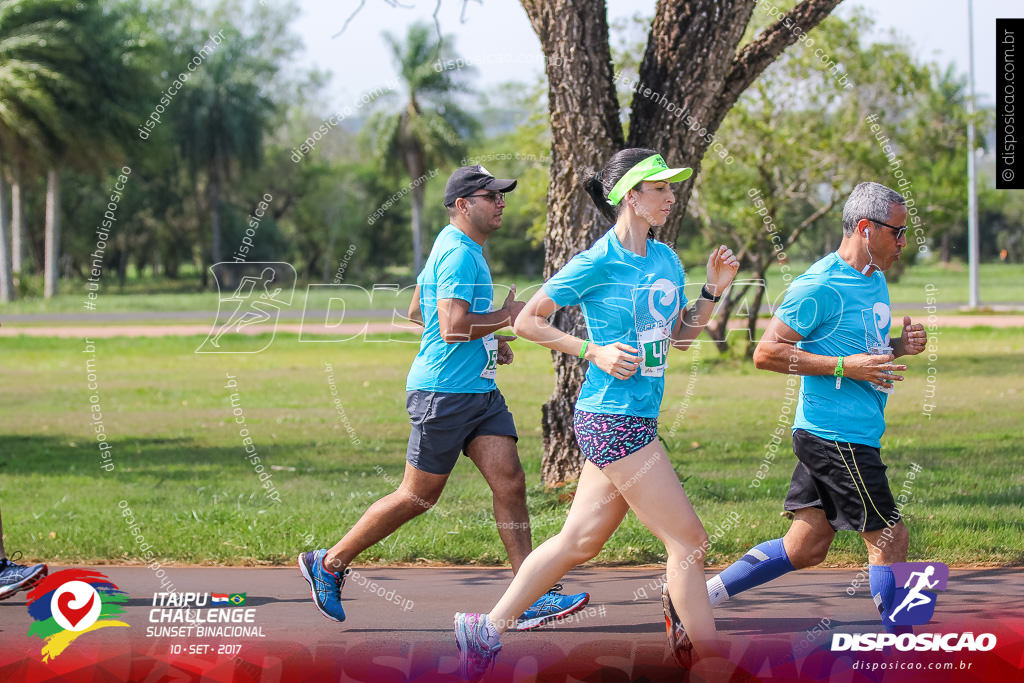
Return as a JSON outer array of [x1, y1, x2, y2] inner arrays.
[[486, 461, 629, 633], [601, 440, 719, 656]]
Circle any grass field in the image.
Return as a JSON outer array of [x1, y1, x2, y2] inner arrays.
[[2, 262, 1022, 317], [1, 325, 1020, 570]]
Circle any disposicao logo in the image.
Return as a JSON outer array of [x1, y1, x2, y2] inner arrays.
[[831, 562, 997, 653], [888, 561, 948, 626], [25, 569, 129, 662]]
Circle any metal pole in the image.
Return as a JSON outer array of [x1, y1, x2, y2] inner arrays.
[[966, 0, 980, 308]]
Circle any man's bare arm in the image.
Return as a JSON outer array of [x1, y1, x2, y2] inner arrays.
[[407, 285, 423, 327], [437, 294, 524, 343], [752, 317, 907, 389]]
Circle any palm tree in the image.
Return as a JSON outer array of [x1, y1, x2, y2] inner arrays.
[[40, 0, 153, 297], [173, 29, 276, 285], [0, 0, 150, 299], [364, 22, 478, 275], [0, 0, 77, 301]]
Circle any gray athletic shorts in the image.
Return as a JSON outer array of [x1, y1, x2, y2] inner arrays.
[[405, 390, 518, 475]]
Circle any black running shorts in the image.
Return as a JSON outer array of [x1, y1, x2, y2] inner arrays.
[[784, 428, 900, 533]]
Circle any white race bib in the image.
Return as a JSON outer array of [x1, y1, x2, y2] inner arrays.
[[638, 326, 669, 377], [480, 334, 498, 379]]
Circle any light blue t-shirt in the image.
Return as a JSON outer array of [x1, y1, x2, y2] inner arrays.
[[406, 225, 498, 393], [543, 228, 688, 419], [773, 252, 892, 447]]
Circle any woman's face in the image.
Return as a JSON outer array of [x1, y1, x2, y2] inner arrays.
[[627, 180, 675, 226]]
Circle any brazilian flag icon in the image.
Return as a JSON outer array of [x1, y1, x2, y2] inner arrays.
[[229, 593, 247, 606]]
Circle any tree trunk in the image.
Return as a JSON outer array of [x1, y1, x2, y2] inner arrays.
[[521, 0, 841, 485], [941, 232, 951, 263], [0, 169, 13, 303], [405, 146, 427, 276], [705, 281, 751, 353], [521, 0, 625, 487], [11, 171, 23, 276], [44, 168, 60, 298], [208, 166, 222, 289], [744, 266, 771, 358]]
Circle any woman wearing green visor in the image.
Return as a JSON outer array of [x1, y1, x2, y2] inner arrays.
[[454, 148, 739, 673]]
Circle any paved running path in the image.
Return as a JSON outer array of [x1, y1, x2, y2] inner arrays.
[[3, 315, 1023, 338], [1, 566, 1021, 681]]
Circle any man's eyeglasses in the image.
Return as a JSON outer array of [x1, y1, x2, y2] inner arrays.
[[466, 192, 505, 204], [871, 219, 908, 241]]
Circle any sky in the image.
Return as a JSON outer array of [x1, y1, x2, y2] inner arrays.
[[289, 0, 1014, 110]]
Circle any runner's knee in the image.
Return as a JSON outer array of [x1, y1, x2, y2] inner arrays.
[[557, 530, 605, 564], [787, 537, 832, 569], [492, 466, 526, 501]]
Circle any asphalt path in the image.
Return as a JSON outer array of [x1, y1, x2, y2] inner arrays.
[[1, 566, 1021, 681]]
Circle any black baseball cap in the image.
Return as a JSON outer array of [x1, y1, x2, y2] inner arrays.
[[443, 165, 517, 207]]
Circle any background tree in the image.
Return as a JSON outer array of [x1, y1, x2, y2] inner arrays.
[[693, 9, 930, 355], [519, 0, 843, 486], [0, 0, 78, 301], [363, 21, 478, 275]]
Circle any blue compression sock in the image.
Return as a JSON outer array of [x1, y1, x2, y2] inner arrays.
[[707, 538, 796, 607], [870, 564, 912, 634]]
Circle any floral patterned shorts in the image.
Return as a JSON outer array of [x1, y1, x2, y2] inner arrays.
[[573, 410, 659, 469]]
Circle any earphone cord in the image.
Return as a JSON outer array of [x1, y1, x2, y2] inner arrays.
[[861, 235, 876, 275]]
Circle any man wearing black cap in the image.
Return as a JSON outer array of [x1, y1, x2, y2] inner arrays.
[[299, 166, 590, 628]]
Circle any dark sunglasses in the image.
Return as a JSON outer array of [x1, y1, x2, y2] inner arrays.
[[871, 219, 908, 240], [466, 192, 505, 203]]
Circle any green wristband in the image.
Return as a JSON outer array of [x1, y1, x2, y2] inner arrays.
[[579, 340, 589, 359], [834, 356, 844, 377]]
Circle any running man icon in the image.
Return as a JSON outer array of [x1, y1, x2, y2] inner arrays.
[[888, 565, 939, 621], [888, 562, 949, 626], [196, 262, 296, 354]]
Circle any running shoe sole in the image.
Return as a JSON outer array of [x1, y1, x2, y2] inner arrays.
[[662, 583, 693, 667], [0, 564, 47, 601], [297, 552, 344, 622], [514, 592, 591, 631], [454, 612, 500, 680]]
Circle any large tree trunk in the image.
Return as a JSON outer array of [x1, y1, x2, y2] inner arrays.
[[44, 168, 61, 298], [521, 0, 625, 486], [521, 0, 841, 485], [0, 168, 13, 302], [11, 171, 23, 275]]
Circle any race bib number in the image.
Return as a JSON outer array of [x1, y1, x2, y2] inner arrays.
[[480, 334, 498, 379], [638, 326, 669, 377]]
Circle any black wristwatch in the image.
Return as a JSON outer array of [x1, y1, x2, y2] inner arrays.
[[700, 285, 721, 302]]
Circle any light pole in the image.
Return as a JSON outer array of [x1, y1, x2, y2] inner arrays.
[[966, 0, 980, 308]]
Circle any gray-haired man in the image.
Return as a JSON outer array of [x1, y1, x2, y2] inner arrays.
[[664, 182, 928, 659]]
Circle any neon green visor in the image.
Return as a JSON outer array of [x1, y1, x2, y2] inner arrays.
[[606, 154, 693, 206]]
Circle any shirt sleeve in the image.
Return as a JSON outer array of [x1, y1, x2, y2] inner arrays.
[[435, 248, 476, 303], [543, 251, 600, 308], [773, 274, 840, 337]]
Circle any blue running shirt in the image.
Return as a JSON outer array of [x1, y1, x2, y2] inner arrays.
[[773, 252, 892, 447], [543, 228, 688, 419], [406, 225, 498, 393]]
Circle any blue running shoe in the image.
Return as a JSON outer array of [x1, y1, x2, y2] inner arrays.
[[662, 583, 693, 667], [515, 583, 590, 631], [297, 549, 348, 622], [0, 553, 47, 600], [454, 612, 501, 680]]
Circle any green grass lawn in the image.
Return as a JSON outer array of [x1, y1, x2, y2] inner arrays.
[[2, 261, 1022, 318], [0, 327, 1021, 569]]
